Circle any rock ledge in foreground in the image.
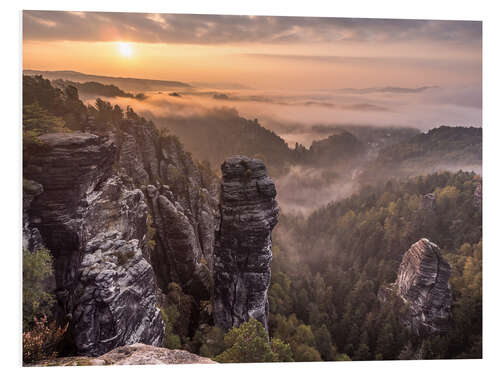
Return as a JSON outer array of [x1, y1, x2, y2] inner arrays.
[[30, 343, 216, 366]]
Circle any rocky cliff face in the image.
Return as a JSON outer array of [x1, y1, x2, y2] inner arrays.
[[23, 178, 45, 252], [24, 133, 164, 355], [113, 123, 219, 299], [213, 156, 279, 333], [394, 238, 452, 335], [23, 120, 275, 356], [22, 77, 279, 360], [23, 123, 221, 355]]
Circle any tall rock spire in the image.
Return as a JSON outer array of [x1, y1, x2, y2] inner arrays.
[[213, 156, 279, 333]]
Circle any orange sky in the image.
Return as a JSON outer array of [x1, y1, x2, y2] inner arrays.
[[23, 11, 482, 91]]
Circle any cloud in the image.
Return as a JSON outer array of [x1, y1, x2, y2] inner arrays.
[[420, 85, 482, 109], [341, 103, 390, 111], [185, 90, 388, 110], [339, 86, 439, 94], [241, 53, 481, 72], [23, 11, 481, 46]]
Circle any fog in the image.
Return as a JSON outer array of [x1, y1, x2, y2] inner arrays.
[[86, 83, 481, 148], [274, 165, 362, 215], [81, 84, 481, 215]]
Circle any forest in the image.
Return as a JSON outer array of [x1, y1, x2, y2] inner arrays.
[[270, 171, 482, 360], [22, 75, 482, 363]]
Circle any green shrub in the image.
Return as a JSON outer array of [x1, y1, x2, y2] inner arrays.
[[195, 326, 225, 358], [23, 248, 55, 331], [215, 319, 293, 363], [270, 338, 294, 362], [215, 319, 274, 363]]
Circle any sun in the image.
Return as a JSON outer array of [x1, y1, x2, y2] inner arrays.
[[117, 42, 133, 58]]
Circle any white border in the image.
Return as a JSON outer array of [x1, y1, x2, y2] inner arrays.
[[2, 1, 498, 374]]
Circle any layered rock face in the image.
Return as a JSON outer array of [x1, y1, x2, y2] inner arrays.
[[71, 176, 164, 355], [24, 124, 220, 355], [213, 156, 279, 333], [24, 133, 164, 355], [24, 133, 117, 300], [394, 238, 452, 335], [24, 125, 273, 356], [146, 184, 212, 299], [22, 178, 45, 252], [114, 123, 219, 298]]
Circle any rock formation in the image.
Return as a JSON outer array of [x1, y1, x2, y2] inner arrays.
[[24, 133, 164, 355], [145, 184, 212, 299], [22, 178, 45, 252], [71, 177, 164, 355], [474, 181, 482, 208], [22, 77, 278, 361], [213, 156, 279, 333], [394, 238, 452, 335], [113, 123, 219, 297], [419, 193, 436, 211], [23, 125, 220, 356], [30, 343, 216, 366]]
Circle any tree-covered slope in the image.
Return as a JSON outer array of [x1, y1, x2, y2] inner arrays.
[[160, 110, 295, 177], [361, 126, 482, 185], [270, 171, 482, 360]]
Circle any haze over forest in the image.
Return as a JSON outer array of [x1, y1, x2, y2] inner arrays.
[[24, 67, 482, 214]]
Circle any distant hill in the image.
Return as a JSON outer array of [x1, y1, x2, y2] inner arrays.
[[307, 132, 366, 165], [159, 110, 294, 177], [317, 125, 420, 149], [376, 126, 482, 165], [23, 70, 191, 92], [162, 115, 423, 178], [51, 79, 147, 99], [361, 126, 482, 184]]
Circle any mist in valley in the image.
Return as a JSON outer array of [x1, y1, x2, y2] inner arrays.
[[75, 82, 482, 216]]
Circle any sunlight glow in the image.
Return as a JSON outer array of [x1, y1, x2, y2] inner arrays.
[[117, 42, 133, 58]]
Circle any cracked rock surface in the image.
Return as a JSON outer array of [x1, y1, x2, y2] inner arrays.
[[394, 238, 452, 335], [213, 156, 279, 333], [30, 343, 216, 366], [24, 132, 164, 356]]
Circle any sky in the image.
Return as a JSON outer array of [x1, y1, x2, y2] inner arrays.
[[23, 11, 482, 132]]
